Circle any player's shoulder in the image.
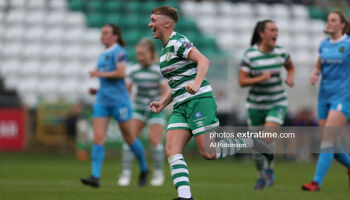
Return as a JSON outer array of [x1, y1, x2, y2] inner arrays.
[[342, 34, 350, 43], [243, 45, 259, 57], [149, 63, 162, 73], [274, 45, 289, 54], [171, 32, 191, 46], [128, 63, 141, 74], [113, 44, 126, 53], [320, 37, 330, 46]]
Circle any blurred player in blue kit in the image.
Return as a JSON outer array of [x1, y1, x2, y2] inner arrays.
[[302, 11, 350, 191], [81, 24, 149, 188]]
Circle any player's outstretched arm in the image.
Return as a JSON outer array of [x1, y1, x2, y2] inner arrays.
[[150, 90, 172, 114], [310, 56, 321, 85], [284, 58, 295, 87], [89, 63, 126, 79], [185, 48, 210, 94]]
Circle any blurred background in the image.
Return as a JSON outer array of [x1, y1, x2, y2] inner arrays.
[[0, 0, 349, 158]]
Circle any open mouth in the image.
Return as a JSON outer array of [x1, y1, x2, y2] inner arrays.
[[272, 37, 277, 42]]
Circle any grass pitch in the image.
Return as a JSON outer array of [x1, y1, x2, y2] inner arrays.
[[0, 153, 348, 200]]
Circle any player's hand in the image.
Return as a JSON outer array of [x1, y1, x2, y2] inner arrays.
[[89, 69, 100, 77], [150, 101, 164, 114], [310, 72, 319, 85], [89, 88, 97, 95], [185, 82, 200, 94], [261, 71, 272, 81], [285, 78, 294, 87]]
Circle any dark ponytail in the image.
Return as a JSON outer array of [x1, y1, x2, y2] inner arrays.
[[250, 19, 274, 46], [106, 23, 125, 47]]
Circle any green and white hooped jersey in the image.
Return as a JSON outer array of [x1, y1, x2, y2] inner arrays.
[[240, 45, 290, 110], [160, 32, 214, 107], [126, 63, 166, 111]]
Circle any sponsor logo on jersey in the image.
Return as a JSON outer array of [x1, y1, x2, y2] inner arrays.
[[339, 46, 345, 53]]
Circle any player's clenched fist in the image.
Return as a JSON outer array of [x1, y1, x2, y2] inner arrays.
[[150, 101, 164, 114], [185, 82, 200, 94]]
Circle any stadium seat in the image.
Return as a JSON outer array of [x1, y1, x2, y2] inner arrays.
[[37, 78, 59, 96], [292, 4, 310, 19], [310, 20, 326, 34], [9, 0, 26, 9], [180, 1, 197, 18], [64, 12, 85, 27], [105, 1, 122, 13], [0, 0, 8, 10], [198, 1, 216, 16], [49, 0, 66, 11], [45, 11, 65, 27], [87, 12, 106, 28], [42, 43, 63, 60], [218, 1, 236, 17], [236, 3, 254, 18], [44, 27, 64, 42], [69, 0, 85, 12], [25, 26, 44, 42], [22, 43, 42, 59], [61, 45, 82, 60], [5, 9, 26, 25], [255, 3, 272, 18], [20, 59, 41, 77], [26, 11, 46, 25], [272, 4, 290, 19], [2, 42, 22, 58], [40, 61, 61, 78], [27, 0, 46, 10], [62, 28, 85, 43], [81, 29, 101, 44], [0, 59, 20, 77], [4, 75, 20, 90]]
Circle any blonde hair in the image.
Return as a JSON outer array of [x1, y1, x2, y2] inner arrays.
[[137, 38, 159, 62]]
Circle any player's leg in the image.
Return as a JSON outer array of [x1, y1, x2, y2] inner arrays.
[[332, 103, 350, 189], [118, 117, 145, 186], [149, 112, 166, 186], [303, 102, 347, 191], [115, 104, 149, 187], [248, 108, 268, 190], [166, 129, 192, 199], [262, 106, 286, 187], [166, 106, 193, 199], [81, 104, 110, 187]]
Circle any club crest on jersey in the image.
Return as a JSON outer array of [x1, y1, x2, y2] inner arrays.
[[339, 46, 345, 53], [166, 52, 172, 61], [105, 54, 110, 60], [195, 111, 202, 119]]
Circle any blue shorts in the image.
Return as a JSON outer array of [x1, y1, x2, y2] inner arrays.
[[318, 100, 350, 119], [93, 103, 133, 122]]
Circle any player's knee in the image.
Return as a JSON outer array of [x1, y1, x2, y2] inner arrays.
[[165, 143, 179, 158], [199, 150, 215, 160]]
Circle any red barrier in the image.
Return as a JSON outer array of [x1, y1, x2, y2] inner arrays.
[[0, 108, 26, 151]]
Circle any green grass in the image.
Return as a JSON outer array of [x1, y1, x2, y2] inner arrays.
[[0, 153, 349, 200]]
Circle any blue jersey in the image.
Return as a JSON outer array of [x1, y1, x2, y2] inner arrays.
[[319, 35, 350, 102], [96, 44, 130, 106]]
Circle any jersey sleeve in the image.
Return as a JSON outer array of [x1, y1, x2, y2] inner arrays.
[[318, 40, 326, 55], [283, 49, 291, 63], [114, 49, 127, 65], [175, 37, 193, 59], [240, 53, 251, 72]]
